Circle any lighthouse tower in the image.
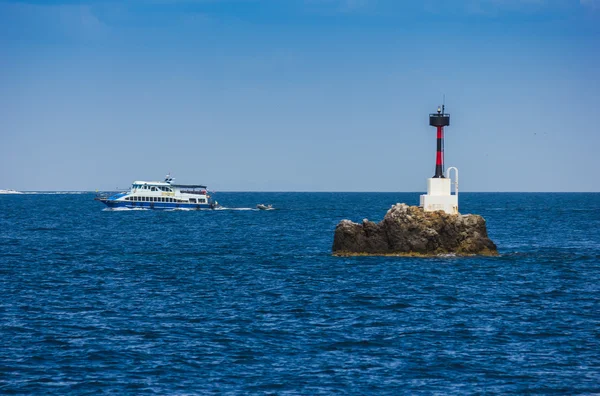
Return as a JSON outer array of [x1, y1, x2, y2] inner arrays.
[[419, 105, 459, 215]]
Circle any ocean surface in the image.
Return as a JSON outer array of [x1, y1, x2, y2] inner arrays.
[[1, 192, 599, 394]]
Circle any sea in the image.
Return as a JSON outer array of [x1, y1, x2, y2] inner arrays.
[[1, 192, 599, 394]]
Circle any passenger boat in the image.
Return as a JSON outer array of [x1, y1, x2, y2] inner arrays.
[[95, 175, 219, 210]]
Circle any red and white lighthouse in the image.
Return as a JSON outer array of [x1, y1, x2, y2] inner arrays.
[[420, 105, 459, 214]]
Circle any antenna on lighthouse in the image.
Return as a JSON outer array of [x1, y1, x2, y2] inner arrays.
[[442, 94, 445, 115]]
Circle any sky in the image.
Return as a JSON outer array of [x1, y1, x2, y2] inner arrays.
[[0, 0, 599, 192]]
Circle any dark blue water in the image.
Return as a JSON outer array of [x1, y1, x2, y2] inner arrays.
[[1, 192, 599, 394]]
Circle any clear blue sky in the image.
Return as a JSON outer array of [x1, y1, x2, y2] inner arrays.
[[1, 0, 598, 191]]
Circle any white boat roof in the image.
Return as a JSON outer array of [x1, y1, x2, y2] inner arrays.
[[133, 180, 172, 186], [132, 180, 208, 189]]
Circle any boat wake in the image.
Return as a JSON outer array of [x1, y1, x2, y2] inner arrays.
[[214, 207, 257, 211], [102, 206, 258, 212], [103, 207, 149, 211]]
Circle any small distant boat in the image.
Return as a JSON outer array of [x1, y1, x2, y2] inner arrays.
[[95, 174, 220, 210], [0, 189, 23, 194], [256, 204, 273, 210]]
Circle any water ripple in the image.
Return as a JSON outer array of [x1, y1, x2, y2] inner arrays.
[[0, 192, 599, 394]]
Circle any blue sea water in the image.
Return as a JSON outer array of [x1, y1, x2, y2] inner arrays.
[[1, 192, 599, 394]]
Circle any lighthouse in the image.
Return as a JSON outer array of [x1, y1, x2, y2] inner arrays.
[[419, 105, 459, 215]]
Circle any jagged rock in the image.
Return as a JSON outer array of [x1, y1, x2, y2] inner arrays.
[[332, 204, 497, 256]]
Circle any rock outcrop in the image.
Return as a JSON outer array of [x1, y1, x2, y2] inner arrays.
[[332, 204, 497, 256]]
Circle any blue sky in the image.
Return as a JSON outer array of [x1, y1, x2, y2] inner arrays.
[[1, 0, 598, 191]]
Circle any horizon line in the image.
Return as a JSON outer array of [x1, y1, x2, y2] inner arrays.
[[4, 190, 599, 194]]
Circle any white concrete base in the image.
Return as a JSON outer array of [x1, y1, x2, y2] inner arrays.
[[420, 178, 458, 215]]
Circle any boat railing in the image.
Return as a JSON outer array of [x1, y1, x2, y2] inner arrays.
[[181, 190, 207, 195]]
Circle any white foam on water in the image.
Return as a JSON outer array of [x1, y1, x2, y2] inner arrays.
[[214, 207, 256, 211], [437, 253, 458, 257], [103, 207, 149, 211], [102, 206, 259, 212]]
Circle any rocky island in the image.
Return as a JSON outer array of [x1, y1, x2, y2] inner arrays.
[[332, 203, 497, 256]]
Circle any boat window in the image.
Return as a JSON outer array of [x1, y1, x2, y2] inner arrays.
[[151, 187, 157, 192], [190, 198, 197, 203], [200, 198, 206, 203]]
